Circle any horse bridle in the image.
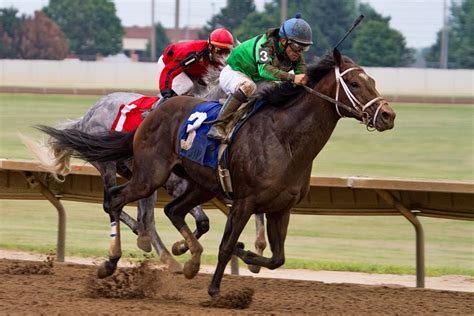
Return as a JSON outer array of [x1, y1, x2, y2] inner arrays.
[[303, 66, 384, 130]]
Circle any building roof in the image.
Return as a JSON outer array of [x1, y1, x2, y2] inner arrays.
[[124, 26, 203, 41], [125, 26, 152, 39]]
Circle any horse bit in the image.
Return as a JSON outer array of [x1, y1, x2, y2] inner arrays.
[[303, 66, 384, 131]]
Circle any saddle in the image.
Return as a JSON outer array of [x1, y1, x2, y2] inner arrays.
[[178, 98, 266, 194]]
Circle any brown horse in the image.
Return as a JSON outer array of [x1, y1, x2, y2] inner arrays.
[[38, 49, 395, 296]]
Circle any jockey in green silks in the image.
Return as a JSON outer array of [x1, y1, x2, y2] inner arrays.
[[207, 13, 314, 142]]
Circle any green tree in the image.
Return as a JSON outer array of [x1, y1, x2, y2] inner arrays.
[[425, 0, 474, 68], [453, 0, 474, 67], [233, 11, 278, 42], [0, 7, 23, 58], [200, 0, 256, 39], [301, 0, 358, 57], [358, 3, 390, 24], [249, 0, 358, 61], [43, 0, 123, 58], [353, 20, 415, 67], [203, 0, 414, 65], [19, 11, 69, 59], [425, 30, 450, 67], [145, 22, 170, 60]]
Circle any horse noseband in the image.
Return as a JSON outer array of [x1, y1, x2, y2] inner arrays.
[[334, 66, 384, 130]]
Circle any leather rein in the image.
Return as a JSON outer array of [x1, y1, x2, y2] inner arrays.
[[303, 66, 384, 131]]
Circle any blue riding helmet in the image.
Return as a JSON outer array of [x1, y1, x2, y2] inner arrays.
[[279, 13, 313, 45]]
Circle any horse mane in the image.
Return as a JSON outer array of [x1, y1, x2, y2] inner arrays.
[[257, 53, 352, 107]]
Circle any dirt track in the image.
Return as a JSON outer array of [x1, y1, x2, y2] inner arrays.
[[0, 258, 472, 315]]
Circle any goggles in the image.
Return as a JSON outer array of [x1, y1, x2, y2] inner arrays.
[[288, 41, 311, 53], [212, 46, 231, 55]]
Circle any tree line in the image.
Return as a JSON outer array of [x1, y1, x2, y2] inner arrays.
[[0, 0, 472, 68]]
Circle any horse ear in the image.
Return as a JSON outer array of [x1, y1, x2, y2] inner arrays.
[[333, 48, 342, 67]]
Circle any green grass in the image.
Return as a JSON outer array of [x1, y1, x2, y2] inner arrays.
[[315, 103, 474, 180], [0, 93, 473, 275], [0, 94, 99, 159]]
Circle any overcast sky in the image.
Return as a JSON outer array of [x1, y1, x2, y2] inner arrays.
[[0, 0, 449, 48]]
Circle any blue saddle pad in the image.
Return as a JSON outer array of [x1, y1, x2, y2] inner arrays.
[[177, 99, 266, 169], [178, 101, 222, 168]]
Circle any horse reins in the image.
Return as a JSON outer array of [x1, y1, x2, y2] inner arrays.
[[303, 66, 384, 130], [302, 85, 361, 116]]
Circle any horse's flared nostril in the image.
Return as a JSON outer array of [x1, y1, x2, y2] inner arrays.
[[381, 110, 394, 122], [375, 106, 396, 131]]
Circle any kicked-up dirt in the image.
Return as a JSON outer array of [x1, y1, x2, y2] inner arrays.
[[0, 258, 472, 315]]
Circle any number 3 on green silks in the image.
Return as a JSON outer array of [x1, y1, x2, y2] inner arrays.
[[258, 48, 270, 63]]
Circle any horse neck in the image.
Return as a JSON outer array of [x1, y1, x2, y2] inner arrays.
[[275, 79, 340, 166]]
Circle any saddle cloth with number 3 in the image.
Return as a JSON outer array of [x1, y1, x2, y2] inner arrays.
[[178, 99, 266, 169], [178, 101, 222, 168]]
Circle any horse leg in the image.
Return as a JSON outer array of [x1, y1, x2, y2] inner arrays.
[[164, 186, 215, 279], [91, 161, 125, 278], [248, 213, 267, 273], [135, 195, 153, 253], [94, 161, 147, 239], [116, 160, 152, 255], [164, 173, 210, 256], [97, 183, 126, 278], [233, 210, 290, 270], [137, 191, 182, 273], [117, 161, 181, 271], [97, 156, 172, 278], [117, 187, 181, 272], [208, 201, 253, 297], [171, 205, 209, 256]]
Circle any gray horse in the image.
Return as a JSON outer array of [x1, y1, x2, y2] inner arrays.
[[24, 75, 267, 273]]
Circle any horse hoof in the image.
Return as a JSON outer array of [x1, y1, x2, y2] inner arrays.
[[248, 264, 261, 274], [137, 235, 152, 253], [161, 253, 182, 274], [183, 260, 200, 279], [172, 240, 188, 256], [208, 286, 220, 297], [97, 261, 116, 278]]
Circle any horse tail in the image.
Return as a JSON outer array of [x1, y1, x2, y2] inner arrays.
[[19, 133, 72, 182], [35, 125, 134, 164]]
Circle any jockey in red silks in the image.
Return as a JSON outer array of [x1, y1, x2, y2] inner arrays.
[[157, 28, 234, 101]]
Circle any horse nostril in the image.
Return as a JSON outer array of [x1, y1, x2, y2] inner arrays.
[[381, 110, 394, 122]]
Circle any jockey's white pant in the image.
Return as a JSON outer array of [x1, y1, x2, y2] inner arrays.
[[156, 55, 194, 97], [219, 65, 257, 97]]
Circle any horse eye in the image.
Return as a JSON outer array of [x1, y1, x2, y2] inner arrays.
[[350, 81, 359, 88]]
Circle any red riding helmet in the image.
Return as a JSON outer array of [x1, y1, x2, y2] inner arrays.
[[209, 28, 234, 49]]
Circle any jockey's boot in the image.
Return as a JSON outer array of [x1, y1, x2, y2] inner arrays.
[[207, 89, 247, 141]]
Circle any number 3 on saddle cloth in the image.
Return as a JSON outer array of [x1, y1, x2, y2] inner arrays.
[[178, 99, 266, 169]]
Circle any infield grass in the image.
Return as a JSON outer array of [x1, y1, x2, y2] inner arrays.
[[0, 93, 473, 275]]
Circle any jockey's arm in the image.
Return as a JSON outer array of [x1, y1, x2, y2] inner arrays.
[[258, 63, 295, 82], [294, 55, 307, 75], [159, 60, 184, 97]]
